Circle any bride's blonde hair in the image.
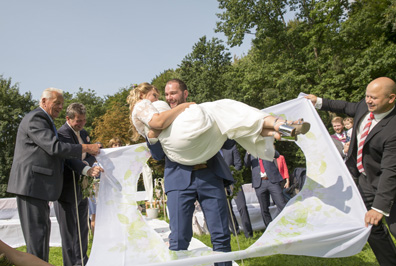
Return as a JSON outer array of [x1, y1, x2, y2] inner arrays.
[[126, 82, 160, 142]]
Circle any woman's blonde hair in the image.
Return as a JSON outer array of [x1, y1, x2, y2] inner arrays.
[[108, 137, 123, 148], [126, 82, 160, 142]]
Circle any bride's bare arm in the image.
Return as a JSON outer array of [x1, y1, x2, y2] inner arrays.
[[148, 102, 195, 130], [147, 129, 162, 139]]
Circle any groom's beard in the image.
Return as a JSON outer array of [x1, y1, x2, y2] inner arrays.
[[169, 97, 186, 109]]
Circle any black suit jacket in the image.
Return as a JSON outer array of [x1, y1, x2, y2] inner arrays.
[[57, 123, 96, 203], [322, 98, 396, 213], [244, 151, 283, 188]]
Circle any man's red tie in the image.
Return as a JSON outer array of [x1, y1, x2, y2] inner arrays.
[[357, 112, 374, 173], [259, 159, 265, 174]]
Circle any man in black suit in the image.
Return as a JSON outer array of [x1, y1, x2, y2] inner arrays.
[[221, 140, 253, 238], [7, 88, 101, 261], [244, 151, 287, 227], [55, 103, 103, 266], [306, 77, 396, 266]]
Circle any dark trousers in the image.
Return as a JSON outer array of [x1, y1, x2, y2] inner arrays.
[[166, 168, 231, 266], [254, 179, 286, 227], [359, 174, 396, 266], [226, 188, 253, 238], [16, 195, 51, 262], [226, 196, 240, 235], [54, 198, 89, 266]]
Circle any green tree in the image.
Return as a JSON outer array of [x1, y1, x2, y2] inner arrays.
[[104, 85, 133, 110], [91, 104, 131, 147], [217, 0, 396, 103], [334, 0, 396, 102], [151, 69, 180, 97], [216, 0, 396, 169], [55, 88, 106, 134], [0, 76, 35, 197], [178, 36, 232, 103], [216, 0, 348, 169]]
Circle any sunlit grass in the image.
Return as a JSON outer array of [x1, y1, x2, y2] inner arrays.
[[14, 216, 387, 266], [194, 230, 380, 266]]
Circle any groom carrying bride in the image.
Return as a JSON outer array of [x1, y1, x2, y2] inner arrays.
[[145, 79, 234, 266]]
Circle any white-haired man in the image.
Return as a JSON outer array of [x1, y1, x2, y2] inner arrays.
[[7, 88, 101, 262]]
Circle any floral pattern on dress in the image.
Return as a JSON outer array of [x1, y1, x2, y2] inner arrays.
[[131, 99, 159, 137]]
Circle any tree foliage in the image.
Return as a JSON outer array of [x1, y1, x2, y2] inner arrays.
[[91, 104, 131, 147], [0, 76, 35, 197], [216, 0, 396, 102], [178, 36, 232, 103], [151, 69, 180, 98], [55, 88, 106, 134], [2, 0, 396, 196], [215, 0, 396, 170], [104, 86, 133, 110], [89, 85, 135, 146]]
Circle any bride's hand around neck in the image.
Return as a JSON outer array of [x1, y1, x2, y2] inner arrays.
[[143, 90, 160, 102]]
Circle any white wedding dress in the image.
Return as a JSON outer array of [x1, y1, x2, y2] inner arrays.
[[132, 99, 275, 165]]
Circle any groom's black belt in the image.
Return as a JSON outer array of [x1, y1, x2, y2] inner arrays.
[[192, 163, 208, 171]]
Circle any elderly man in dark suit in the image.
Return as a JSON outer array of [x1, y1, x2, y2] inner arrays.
[[244, 151, 287, 227], [147, 79, 234, 266], [221, 139, 253, 238], [7, 88, 101, 262], [55, 103, 103, 266], [306, 77, 396, 266]]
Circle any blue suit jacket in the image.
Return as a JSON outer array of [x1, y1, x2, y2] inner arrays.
[[147, 140, 234, 193], [244, 151, 283, 188], [221, 139, 242, 171]]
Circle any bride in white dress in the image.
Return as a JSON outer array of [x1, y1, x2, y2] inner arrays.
[[127, 82, 310, 165]]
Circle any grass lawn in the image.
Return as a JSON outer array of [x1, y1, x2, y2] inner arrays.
[[15, 228, 381, 266], [15, 232, 94, 266], [15, 209, 389, 266], [195, 231, 380, 266]]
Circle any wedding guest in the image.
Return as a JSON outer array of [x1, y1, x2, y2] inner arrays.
[[275, 152, 291, 201], [244, 151, 287, 227], [221, 139, 253, 239], [343, 117, 354, 142], [54, 103, 103, 266], [330, 116, 347, 143], [7, 88, 100, 261], [108, 137, 123, 148], [283, 168, 306, 201], [306, 77, 396, 266]]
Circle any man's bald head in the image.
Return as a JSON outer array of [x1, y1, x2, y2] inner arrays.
[[365, 77, 396, 114]]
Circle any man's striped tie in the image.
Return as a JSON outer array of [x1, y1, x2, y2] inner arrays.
[[357, 112, 374, 173]]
